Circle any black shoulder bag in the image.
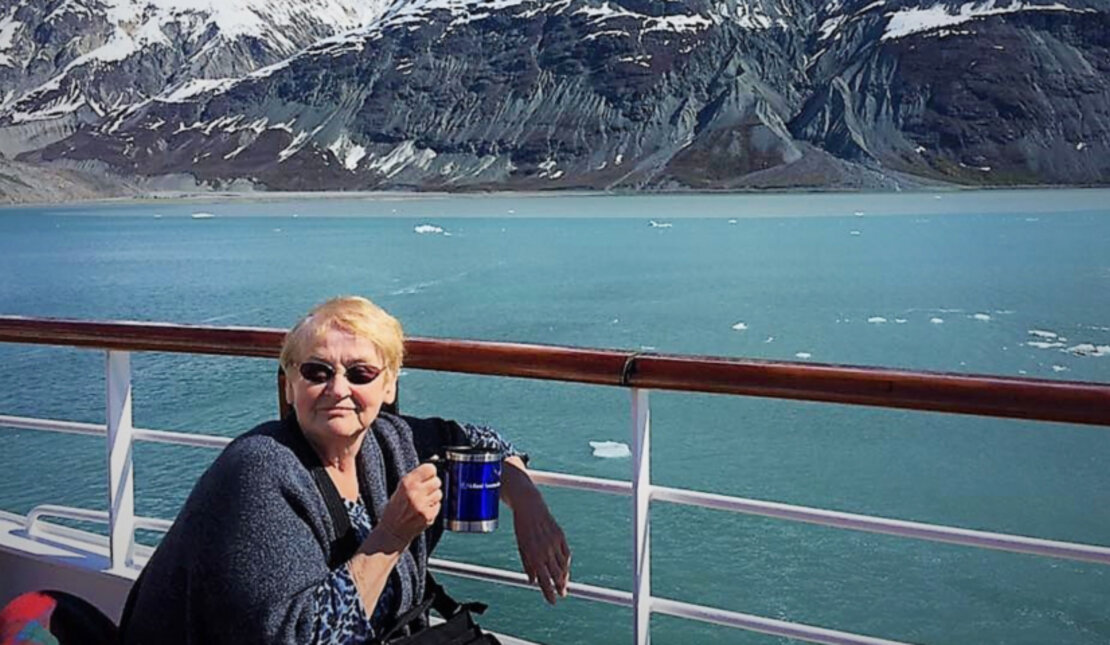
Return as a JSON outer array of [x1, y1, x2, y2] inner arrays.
[[308, 460, 500, 645]]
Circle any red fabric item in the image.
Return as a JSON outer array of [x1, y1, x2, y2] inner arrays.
[[0, 591, 59, 645]]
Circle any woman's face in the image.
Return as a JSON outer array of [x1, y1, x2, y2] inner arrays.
[[286, 328, 397, 448]]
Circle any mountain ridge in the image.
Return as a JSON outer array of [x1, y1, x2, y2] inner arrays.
[[2, 0, 1108, 199]]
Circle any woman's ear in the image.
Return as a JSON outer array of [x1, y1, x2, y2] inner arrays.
[[384, 372, 398, 405], [283, 371, 295, 404]]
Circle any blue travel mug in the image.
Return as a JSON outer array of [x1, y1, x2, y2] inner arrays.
[[442, 446, 501, 533]]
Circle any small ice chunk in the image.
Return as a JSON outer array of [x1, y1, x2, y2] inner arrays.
[[972, 313, 991, 321], [727, 219, 738, 224], [930, 317, 944, 324], [795, 352, 812, 359], [1029, 330, 1058, 339], [850, 230, 862, 236], [764, 336, 774, 343], [894, 318, 907, 324], [590, 441, 631, 459], [868, 317, 887, 324], [1065, 343, 1110, 357], [1026, 341, 1065, 349], [854, 211, 865, 217], [731, 322, 748, 331], [1051, 365, 1069, 372], [414, 224, 444, 234]]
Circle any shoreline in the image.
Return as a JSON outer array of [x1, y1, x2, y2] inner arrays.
[[4, 182, 1109, 209]]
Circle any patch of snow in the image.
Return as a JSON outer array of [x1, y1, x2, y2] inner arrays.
[[818, 16, 845, 40], [883, 1, 1087, 41], [583, 29, 630, 41], [0, 13, 21, 67], [159, 78, 236, 103], [365, 141, 437, 178], [327, 133, 367, 171], [278, 130, 310, 162]]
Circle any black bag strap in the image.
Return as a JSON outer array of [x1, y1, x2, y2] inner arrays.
[[311, 464, 360, 568], [426, 572, 487, 619], [284, 415, 360, 568]]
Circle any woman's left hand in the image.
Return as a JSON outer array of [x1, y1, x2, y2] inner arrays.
[[512, 497, 571, 605]]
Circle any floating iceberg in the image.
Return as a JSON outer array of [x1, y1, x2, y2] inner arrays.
[[731, 322, 748, 331], [590, 441, 631, 459], [649, 220, 673, 228], [867, 316, 887, 324], [795, 352, 812, 359], [191, 212, 214, 219], [1028, 330, 1058, 339], [1026, 341, 1065, 349], [930, 317, 944, 324], [414, 224, 444, 234], [1066, 343, 1110, 357], [972, 313, 992, 321]]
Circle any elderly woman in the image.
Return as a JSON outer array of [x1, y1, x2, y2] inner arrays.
[[120, 296, 570, 644]]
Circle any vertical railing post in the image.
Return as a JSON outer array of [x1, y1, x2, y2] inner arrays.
[[631, 388, 651, 645], [106, 350, 136, 570]]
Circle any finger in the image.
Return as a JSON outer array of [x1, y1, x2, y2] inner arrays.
[[535, 562, 557, 605], [559, 536, 571, 561], [412, 463, 438, 480], [546, 554, 568, 597], [519, 549, 537, 584], [553, 551, 571, 596]]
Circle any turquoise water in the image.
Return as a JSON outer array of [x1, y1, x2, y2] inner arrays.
[[0, 191, 1108, 644]]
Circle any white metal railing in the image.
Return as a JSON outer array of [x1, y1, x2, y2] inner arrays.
[[3, 349, 1110, 644]]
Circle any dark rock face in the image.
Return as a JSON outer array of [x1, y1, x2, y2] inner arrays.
[[6, 0, 1110, 192]]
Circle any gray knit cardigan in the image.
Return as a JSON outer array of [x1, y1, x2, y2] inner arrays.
[[119, 412, 438, 645]]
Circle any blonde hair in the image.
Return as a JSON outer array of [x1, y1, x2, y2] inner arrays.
[[279, 296, 404, 377]]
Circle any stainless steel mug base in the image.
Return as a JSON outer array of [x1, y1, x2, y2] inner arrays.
[[447, 518, 498, 533]]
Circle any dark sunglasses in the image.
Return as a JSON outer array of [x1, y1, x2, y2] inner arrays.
[[297, 361, 384, 386]]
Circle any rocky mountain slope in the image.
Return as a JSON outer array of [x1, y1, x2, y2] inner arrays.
[[3, 0, 1108, 198]]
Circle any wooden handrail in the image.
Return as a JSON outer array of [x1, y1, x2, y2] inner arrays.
[[0, 316, 1107, 426]]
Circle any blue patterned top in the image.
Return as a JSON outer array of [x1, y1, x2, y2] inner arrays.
[[312, 423, 523, 644]]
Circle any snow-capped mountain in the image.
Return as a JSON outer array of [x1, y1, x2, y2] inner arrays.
[[4, 0, 1110, 197], [0, 0, 387, 155]]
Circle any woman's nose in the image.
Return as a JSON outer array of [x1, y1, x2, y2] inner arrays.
[[325, 373, 352, 397]]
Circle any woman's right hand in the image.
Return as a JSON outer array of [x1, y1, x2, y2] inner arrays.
[[376, 463, 442, 550]]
